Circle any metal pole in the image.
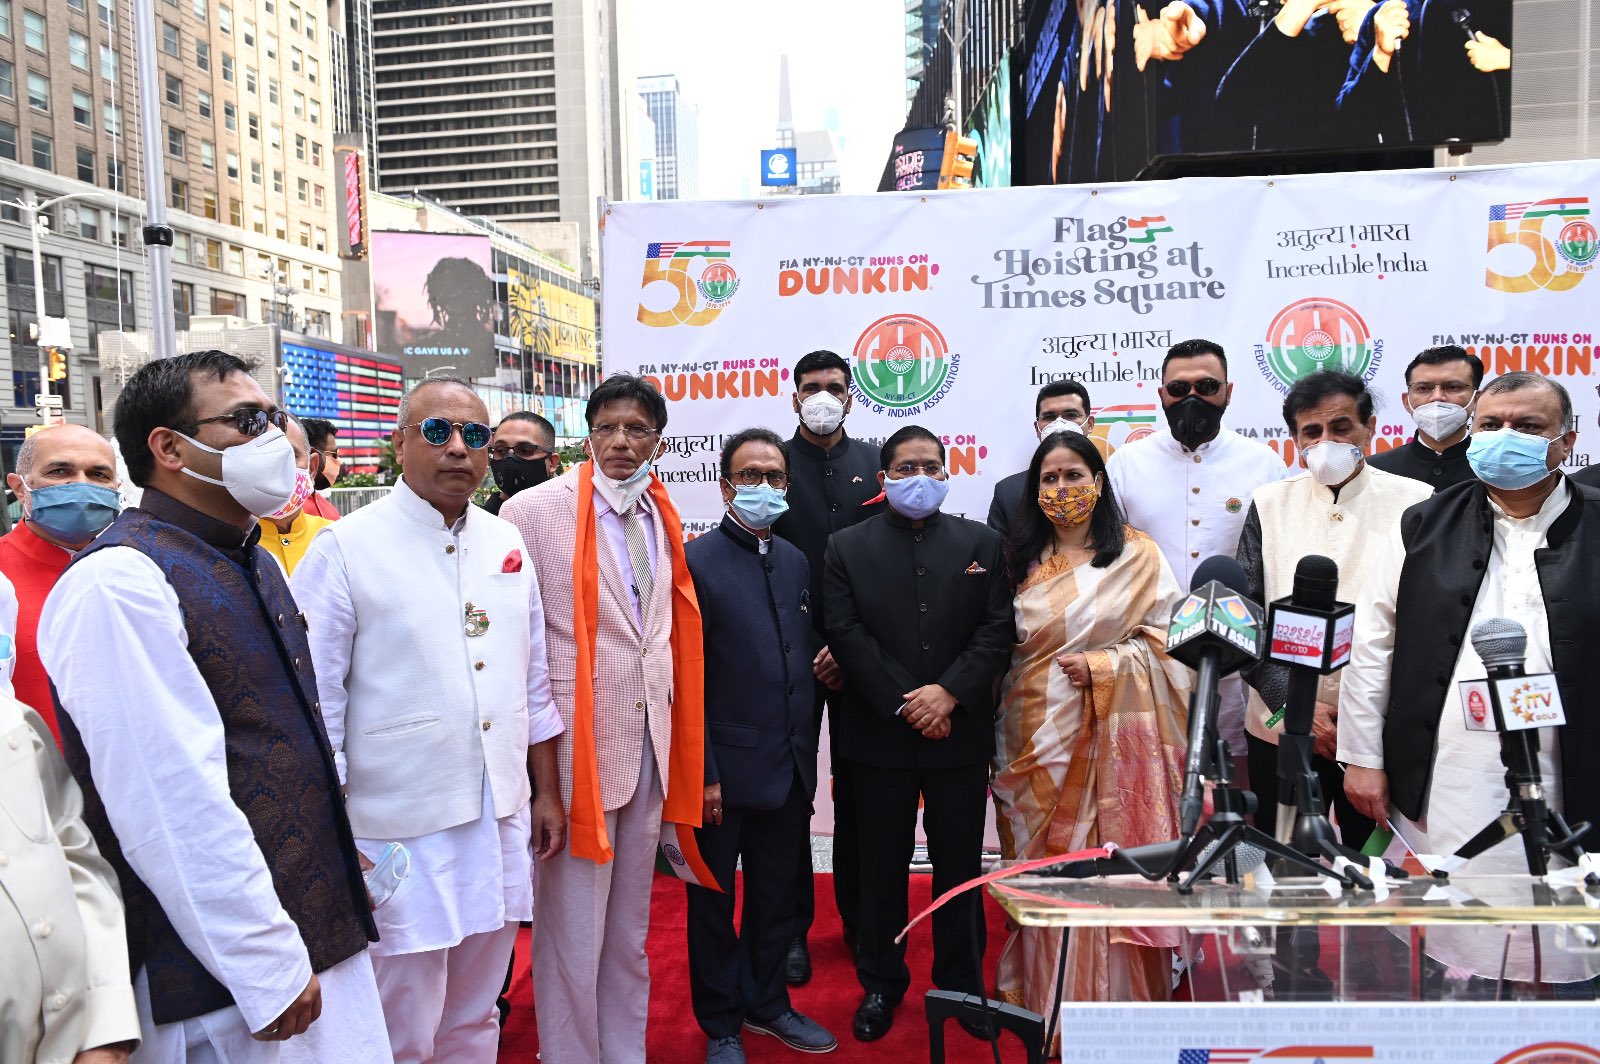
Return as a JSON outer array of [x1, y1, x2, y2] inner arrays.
[[25, 191, 49, 415], [132, 0, 177, 361]]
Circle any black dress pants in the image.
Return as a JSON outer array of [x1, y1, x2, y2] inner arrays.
[[796, 691, 859, 942], [686, 774, 812, 1039], [848, 758, 988, 1003]]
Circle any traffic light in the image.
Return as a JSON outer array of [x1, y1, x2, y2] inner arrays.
[[47, 349, 66, 382], [938, 131, 978, 190]]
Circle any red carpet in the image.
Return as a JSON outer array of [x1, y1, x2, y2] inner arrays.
[[499, 872, 1027, 1062]]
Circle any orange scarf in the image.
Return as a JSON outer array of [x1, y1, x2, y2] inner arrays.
[[569, 462, 705, 863]]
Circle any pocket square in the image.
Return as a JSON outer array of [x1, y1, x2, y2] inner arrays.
[[964, 561, 986, 574], [502, 550, 523, 574]]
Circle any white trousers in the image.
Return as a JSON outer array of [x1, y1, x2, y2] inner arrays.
[[370, 921, 517, 1064], [131, 949, 391, 1064], [531, 733, 664, 1064]]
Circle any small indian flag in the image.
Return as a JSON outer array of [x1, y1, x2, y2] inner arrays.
[[656, 823, 724, 892]]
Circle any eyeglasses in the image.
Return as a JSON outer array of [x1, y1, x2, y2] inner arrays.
[[489, 441, 553, 461], [1035, 410, 1087, 424], [888, 461, 945, 478], [177, 406, 288, 438], [589, 423, 659, 443], [407, 418, 492, 449], [727, 468, 789, 489], [1164, 378, 1224, 400], [315, 446, 341, 461]]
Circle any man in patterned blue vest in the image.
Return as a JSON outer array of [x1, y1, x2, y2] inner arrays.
[[43, 350, 392, 1063]]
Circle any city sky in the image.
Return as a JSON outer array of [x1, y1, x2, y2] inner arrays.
[[627, 0, 907, 199]]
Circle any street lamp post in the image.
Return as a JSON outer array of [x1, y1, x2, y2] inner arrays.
[[13, 189, 114, 422]]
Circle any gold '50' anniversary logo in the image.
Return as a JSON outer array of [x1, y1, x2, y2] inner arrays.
[[638, 240, 741, 327]]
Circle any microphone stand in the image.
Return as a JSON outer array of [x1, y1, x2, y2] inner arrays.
[[1167, 672, 1370, 895]]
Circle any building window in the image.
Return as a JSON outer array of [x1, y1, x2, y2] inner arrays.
[[173, 280, 193, 315], [96, 0, 110, 27], [200, 139, 214, 169], [267, 78, 278, 105], [190, 0, 204, 17], [72, 88, 91, 126], [296, 177, 307, 203], [250, 207, 264, 234], [226, 149, 238, 179], [247, 112, 258, 139], [310, 141, 321, 167], [272, 168, 283, 193], [228, 197, 241, 226], [218, 3, 229, 33], [70, 31, 89, 70], [195, 39, 209, 71], [211, 288, 243, 316], [161, 20, 178, 56], [303, 12, 314, 40], [297, 222, 309, 247], [167, 126, 184, 158], [224, 101, 236, 130], [288, 4, 298, 30], [197, 89, 211, 118], [164, 73, 182, 107], [0, 2, 11, 37], [103, 100, 120, 136], [250, 159, 261, 185], [307, 98, 319, 124], [222, 53, 234, 83], [26, 70, 46, 111], [306, 56, 317, 84], [289, 46, 301, 75], [313, 227, 326, 252], [172, 231, 189, 262], [30, 132, 51, 170], [0, 123, 16, 162], [245, 66, 255, 93], [242, 17, 252, 46], [291, 90, 303, 117], [312, 184, 323, 208], [269, 123, 280, 149], [169, 177, 187, 210], [78, 207, 98, 241], [100, 44, 117, 82], [205, 241, 221, 270], [273, 215, 285, 241], [106, 157, 123, 191], [0, 61, 12, 99], [22, 9, 42, 51], [201, 191, 217, 220], [76, 146, 95, 182], [293, 134, 305, 161], [226, 245, 242, 274], [264, 32, 276, 59]]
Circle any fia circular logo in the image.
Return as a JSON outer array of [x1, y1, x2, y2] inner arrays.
[[852, 313, 954, 410], [696, 261, 741, 309], [1262, 297, 1378, 393], [1557, 219, 1599, 272]]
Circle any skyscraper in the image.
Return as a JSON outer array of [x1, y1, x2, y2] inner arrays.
[[369, 0, 632, 275], [329, 0, 378, 169], [638, 74, 699, 201]]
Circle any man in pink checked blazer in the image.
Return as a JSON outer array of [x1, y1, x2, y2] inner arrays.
[[503, 375, 685, 1064]]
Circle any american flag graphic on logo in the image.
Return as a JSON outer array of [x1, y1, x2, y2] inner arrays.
[[1178, 1048, 1374, 1063], [646, 240, 732, 260], [1178, 1050, 1260, 1064]]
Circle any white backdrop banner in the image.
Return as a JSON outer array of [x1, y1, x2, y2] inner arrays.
[[601, 159, 1600, 532]]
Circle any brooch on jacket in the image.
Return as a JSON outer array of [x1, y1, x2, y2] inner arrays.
[[465, 601, 491, 637]]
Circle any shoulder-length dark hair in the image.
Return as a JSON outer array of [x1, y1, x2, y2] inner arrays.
[[1005, 431, 1127, 587]]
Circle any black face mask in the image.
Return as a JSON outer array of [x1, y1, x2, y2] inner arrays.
[[490, 453, 551, 497], [1164, 395, 1224, 450]]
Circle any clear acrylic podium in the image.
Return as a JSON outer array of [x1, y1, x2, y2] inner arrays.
[[990, 871, 1600, 1002]]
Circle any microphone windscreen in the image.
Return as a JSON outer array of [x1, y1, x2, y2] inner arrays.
[[1292, 554, 1339, 609], [1191, 554, 1249, 593], [1470, 616, 1527, 668], [1195, 836, 1266, 875]]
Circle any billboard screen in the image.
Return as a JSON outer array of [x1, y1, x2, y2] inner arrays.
[[370, 230, 497, 376], [281, 340, 405, 475], [1021, 0, 1511, 183], [507, 269, 598, 367], [965, 54, 1014, 188]]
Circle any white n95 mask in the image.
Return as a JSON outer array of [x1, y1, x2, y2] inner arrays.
[[179, 425, 301, 517]]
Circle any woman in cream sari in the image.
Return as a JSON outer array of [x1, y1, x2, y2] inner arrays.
[[993, 429, 1192, 1020]]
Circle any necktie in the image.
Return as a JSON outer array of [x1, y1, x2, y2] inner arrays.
[[625, 502, 654, 620]]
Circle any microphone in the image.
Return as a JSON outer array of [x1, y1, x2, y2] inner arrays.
[[1451, 7, 1476, 41], [1266, 555, 1355, 844], [1168, 556, 1266, 836], [1038, 835, 1266, 881]]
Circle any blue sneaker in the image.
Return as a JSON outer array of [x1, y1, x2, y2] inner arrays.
[[744, 1010, 838, 1053]]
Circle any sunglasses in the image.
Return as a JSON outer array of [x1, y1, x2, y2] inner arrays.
[[488, 441, 552, 461], [1164, 377, 1225, 400], [407, 418, 492, 449], [180, 407, 289, 438]]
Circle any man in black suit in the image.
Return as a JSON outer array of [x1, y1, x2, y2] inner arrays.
[[988, 379, 1095, 543], [824, 425, 1013, 1043], [685, 428, 835, 1064], [1368, 346, 1482, 491], [772, 348, 884, 983]]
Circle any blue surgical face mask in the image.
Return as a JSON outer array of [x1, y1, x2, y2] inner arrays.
[[883, 473, 949, 520], [727, 483, 789, 530], [26, 480, 121, 543], [1466, 427, 1559, 490]]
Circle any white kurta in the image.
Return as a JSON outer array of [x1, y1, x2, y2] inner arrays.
[[39, 546, 391, 1061], [1108, 426, 1291, 749], [1339, 480, 1598, 982], [291, 504, 564, 957]]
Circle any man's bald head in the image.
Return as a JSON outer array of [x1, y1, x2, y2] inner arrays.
[[14, 424, 118, 481]]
